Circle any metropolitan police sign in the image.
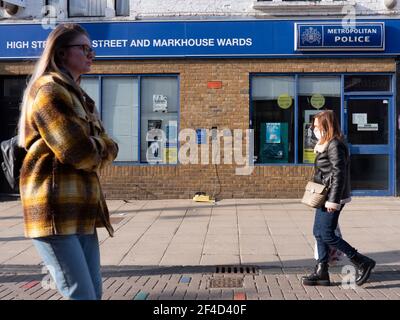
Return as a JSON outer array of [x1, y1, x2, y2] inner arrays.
[[0, 20, 397, 59], [295, 23, 385, 51]]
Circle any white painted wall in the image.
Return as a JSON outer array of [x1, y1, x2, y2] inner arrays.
[[0, 0, 43, 19], [125, 0, 400, 18], [0, 0, 399, 21]]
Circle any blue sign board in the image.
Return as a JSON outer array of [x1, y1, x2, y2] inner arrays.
[[295, 22, 385, 51], [196, 129, 207, 145], [0, 19, 398, 59]]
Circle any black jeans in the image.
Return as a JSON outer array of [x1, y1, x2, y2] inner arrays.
[[313, 205, 357, 263]]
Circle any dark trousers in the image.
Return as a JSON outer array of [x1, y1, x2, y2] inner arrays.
[[313, 205, 357, 263]]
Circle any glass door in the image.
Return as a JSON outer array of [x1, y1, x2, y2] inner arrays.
[[344, 97, 394, 196]]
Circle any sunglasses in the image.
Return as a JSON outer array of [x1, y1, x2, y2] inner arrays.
[[64, 44, 95, 57]]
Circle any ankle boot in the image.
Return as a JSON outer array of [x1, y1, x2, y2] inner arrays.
[[302, 262, 330, 286], [350, 252, 376, 286]]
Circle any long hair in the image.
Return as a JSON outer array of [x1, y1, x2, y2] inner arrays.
[[17, 24, 89, 147], [314, 110, 344, 144]]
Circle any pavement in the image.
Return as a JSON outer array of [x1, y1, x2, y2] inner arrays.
[[1, 197, 400, 300]]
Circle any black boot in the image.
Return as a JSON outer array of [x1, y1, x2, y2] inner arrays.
[[302, 262, 330, 286], [350, 252, 376, 286]]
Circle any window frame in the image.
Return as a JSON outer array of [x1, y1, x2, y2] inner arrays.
[[115, 0, 130, 16], [249, 72, 395, 166], [66, 0, 130, 18], [251, 75, 296, 164], [81, 73, 180, 166], [68, 0, 107, 18]]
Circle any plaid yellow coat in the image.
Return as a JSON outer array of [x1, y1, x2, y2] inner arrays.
[[20, 73, 118, 238]]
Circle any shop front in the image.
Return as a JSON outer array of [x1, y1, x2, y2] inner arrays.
[[251, 73, 396, 196], [0, 19, 399, 198]]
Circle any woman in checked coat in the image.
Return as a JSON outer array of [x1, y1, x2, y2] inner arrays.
[[17, 24, 118, 300]]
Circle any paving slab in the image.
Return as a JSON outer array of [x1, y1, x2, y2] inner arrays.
[[2, 197, 400, 299]]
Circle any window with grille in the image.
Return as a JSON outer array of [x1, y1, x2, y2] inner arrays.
[[68, 0, 129, 17], [116, 0, 129, 16], [69, 0, 106, 17]]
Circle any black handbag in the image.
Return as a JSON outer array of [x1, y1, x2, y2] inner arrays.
[[0, 136, 26, 192]]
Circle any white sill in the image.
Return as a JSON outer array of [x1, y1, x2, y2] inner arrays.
[[253, 0, 356, 15]]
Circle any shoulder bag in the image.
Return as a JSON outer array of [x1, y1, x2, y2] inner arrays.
[[0, 136, 26, 192], [301, 154, 331, 208], [301, 180, 329, 208]]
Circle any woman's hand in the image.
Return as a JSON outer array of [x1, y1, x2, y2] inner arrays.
[[326, 207, 336, 213]]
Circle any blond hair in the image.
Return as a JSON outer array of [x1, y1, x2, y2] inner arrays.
[[18, 24, 89, 147]]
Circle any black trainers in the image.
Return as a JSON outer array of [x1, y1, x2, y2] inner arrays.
[[302, 262, 331, 286]]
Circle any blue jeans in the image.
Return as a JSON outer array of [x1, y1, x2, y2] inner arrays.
[[32, 231, 102, 300], [313, 206, 357, 263]]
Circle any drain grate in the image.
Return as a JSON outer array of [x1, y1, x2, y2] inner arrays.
[[215, 265, 259, 275], [209, 277, 243, 288]]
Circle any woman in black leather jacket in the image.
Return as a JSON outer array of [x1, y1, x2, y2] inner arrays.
[[302, 110, 375, 287]]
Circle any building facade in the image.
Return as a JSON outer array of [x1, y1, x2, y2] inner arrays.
[[0, 1, 399, 200]]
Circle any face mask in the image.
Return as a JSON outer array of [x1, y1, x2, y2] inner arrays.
[[313, 128, 323, 140]]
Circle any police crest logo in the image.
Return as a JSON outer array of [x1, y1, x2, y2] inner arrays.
[[301, 27, 322, 45]]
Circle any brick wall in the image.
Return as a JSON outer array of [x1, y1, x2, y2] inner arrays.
[[1, 58, 396, 199]]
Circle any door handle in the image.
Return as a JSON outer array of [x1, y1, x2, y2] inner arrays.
[[398, 115, 400, 130]]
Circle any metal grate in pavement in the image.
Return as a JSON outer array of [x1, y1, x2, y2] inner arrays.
[[209, 277, 243, 289], [215, 265, 259, 275]]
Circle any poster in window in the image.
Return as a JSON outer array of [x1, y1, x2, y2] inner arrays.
[[303, 123, 317, 164], [148, 119, 162, 131], [148, 120, 162, 141], [166, 121, 178, 142], [304, 110, 320, 124], [266, 123, 281, 144], [147, 140, 162, 162], [259, 122, 289, 163], [153, 94, 168, 112], [164, 145, 178, 164]]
